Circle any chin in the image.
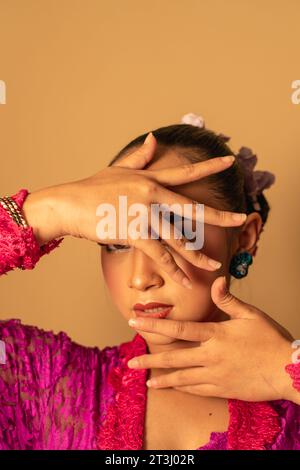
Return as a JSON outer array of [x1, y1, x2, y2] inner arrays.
[[138, 331, 177, 345]]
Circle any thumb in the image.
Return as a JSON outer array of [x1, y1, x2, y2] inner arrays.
[[211, 276, 254, 319], [113, 132, 157, 169]]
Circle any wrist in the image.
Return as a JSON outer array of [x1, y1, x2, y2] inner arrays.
[[22, 186, 66, 246]]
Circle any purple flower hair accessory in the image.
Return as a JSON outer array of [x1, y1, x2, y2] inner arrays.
[[235, 146, 276, 211]]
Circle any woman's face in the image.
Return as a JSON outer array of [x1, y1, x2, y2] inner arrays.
[[101, 149, 235, 346]]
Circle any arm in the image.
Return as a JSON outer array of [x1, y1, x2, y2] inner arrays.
[[0, 188, 64, 276], [0, 318, 104, 449], [0, 318, 118, 450], [0, 319, 71, 449]]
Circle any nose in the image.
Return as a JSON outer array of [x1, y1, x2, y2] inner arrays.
[[127, 247, 164, 291]]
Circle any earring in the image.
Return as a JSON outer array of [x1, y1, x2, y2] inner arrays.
[[229, 251, 253, 279]]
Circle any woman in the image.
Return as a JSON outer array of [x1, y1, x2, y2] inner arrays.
[[0, 114, 299, 450]]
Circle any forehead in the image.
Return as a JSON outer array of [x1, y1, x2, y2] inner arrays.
[[143, 147, 218, 208]]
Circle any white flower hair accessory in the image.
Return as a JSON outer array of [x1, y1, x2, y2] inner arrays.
[[180, 112, 276, 212], [181, 113, 205, 128]]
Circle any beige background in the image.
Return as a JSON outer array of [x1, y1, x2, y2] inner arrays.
[[0, 0, 299, 348]]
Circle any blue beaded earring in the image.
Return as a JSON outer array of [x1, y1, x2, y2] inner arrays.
[[229, 251, 253, 279]]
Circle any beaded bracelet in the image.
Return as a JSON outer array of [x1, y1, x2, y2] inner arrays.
[[0, 196, 29, 228]]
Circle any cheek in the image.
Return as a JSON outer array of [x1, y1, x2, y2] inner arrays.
[[101, 251, 124, 294], [202, 225, 229, 264], [101, 251, 133, 319], [173, 260, 219, 321], [169, 228, 228, 320]]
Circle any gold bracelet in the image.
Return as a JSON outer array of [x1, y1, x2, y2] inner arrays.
[[0, 196, 29, 228]]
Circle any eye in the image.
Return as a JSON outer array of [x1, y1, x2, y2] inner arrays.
[[97, 242, 131, 253]]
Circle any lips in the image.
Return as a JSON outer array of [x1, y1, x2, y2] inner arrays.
[[132, 302, 173, 319]]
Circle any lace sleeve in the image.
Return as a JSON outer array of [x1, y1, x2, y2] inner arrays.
[[285, 361, 300, 395], [0, 188, 64, 276], [0, 318, 76, 449], [0, 318, 117, 450]]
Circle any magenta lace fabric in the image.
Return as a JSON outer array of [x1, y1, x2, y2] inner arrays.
[[0, 324, 300, 450], [95, 334, 300, 450], [285, 363, 300, 394], [0, 318, 119, 449], [0, 188, 300, 450]]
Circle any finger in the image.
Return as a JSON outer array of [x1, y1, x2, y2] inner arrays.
[[146, 155, 235, 185], [113, 132, 157, 169], [173, 384, 219, 397], [150, 209, 222, 272], [132, 237, 193, 289], [150, 185, 247, 227], [211, 276, 255, 319], [127, 346, 208, 369], [146, 366, 211, 389], [128, 317, 216, 342]]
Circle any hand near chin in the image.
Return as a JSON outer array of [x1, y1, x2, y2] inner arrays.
[[127, 276, 300, 404]]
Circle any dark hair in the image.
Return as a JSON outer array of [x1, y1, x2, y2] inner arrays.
[[108, 124, 270, 226]]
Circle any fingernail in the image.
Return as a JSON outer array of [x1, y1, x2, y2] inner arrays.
[[208, 259, 222, 269], [182, 277, 193, 289], [128, 359, 139, 368], [232, 213, 247, 221], [221, 155, 235, 163], [128, 318, 137, 327], [144, 132, 153, 145], [146, 379, 156, 387]]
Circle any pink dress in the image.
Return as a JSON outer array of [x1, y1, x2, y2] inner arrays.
[[0, 189, 300, 450]]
